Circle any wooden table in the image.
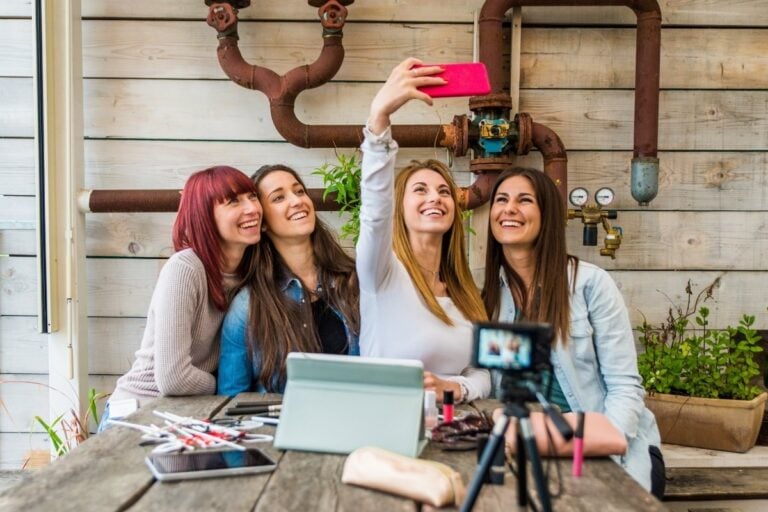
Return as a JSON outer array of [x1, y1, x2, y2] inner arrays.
[[0, 394, 667, 511]]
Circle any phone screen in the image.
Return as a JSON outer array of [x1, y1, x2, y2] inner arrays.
[[148, 448, 275, 475]]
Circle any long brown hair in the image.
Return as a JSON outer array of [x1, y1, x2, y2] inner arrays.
[[239, 165, 360, 390], [393, 159, 487, 325], [481, 167, 576, 345], [173, 166, 257, 310]]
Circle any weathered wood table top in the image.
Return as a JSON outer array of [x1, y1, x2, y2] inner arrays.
[[0, 394, 667, 511]]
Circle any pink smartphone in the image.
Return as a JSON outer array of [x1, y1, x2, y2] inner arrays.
[[415, 62, 491, 98]]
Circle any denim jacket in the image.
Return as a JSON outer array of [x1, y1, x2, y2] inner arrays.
[[497, 261, 660, 491], [217, 276, 360, 396]]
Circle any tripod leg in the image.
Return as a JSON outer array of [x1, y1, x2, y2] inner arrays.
[[460, 413, 510, 512], [516, 428, 527, 507], [519, 418, 552, 512]]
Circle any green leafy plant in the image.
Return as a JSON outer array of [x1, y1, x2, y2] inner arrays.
[[313, 152, 362, 242], [1, 381, 108, 462], [33, 387, 107, 457], [460, 210, 475, 236], [637, 278, 765, 400]]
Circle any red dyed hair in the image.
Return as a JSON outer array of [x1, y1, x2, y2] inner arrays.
[[173, 166, 257, 310]]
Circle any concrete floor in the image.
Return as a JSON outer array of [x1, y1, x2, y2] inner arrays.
[[0, 470, 28, 495]]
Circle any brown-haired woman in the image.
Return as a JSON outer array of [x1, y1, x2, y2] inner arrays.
[[483, 167, 664, 498], [217, 165, 360, 395], [357, 58, 490, 403]]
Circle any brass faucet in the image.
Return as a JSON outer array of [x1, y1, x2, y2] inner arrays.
[[567, 204, 623, 259]]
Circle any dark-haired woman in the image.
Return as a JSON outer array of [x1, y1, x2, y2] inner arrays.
[[101, 166, 262, 429], [217, 165, 360, 395], [482, 167, 664, 497]]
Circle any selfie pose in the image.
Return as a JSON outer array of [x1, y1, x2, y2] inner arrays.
[[102, 166, 262, 428], [217, 165, 360, 395], [357, 58, 490, 403], [482, 167, 664, 497]]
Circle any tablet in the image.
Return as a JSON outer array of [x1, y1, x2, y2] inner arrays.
[[274, 353, 427, 457], [145, 447, 276, 482]]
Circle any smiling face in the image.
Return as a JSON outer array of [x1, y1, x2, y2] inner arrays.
[[257, 170, 316, 241], [213, 191, 262, 253], [402, 168, 455, 237], [490, 175, 541, 251]]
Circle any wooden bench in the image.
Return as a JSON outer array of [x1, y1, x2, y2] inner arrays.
[[665, 467, 768, 501]]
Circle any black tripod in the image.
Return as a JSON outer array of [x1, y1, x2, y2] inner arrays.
[[461, 384, 554, 512]]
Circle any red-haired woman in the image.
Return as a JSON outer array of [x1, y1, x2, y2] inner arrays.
[[100, 166, 262, 429]]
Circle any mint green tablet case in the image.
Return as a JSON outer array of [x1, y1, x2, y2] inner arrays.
[[274, 353, 427, 457]]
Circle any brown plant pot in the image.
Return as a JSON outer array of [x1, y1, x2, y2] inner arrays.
[[645, 391, 768, 453], [22, 450, 51, 469]]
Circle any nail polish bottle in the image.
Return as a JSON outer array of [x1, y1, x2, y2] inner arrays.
[[424, 390, 438, 430], [443, 390, 455, 424]]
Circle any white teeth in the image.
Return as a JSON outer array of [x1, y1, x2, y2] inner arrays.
[[501, 220, 522, 227], [239, 220, 260, 229], [289, 212, 308, 221], [422, 208, 443, 217]]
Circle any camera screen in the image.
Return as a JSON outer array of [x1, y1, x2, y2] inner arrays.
[[476, 327, 533, 371]]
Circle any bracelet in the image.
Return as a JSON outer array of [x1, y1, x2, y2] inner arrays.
[[458, 382, 470, 404]]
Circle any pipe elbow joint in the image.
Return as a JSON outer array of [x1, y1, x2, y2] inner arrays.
[[631, 157, 659, 206]]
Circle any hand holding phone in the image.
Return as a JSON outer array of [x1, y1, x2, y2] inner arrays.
[[415, 62, 491, 98]]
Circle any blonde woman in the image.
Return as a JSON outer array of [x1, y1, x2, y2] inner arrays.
[[357, 58, 490, 403]]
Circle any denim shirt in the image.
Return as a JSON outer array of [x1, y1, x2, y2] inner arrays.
[[497, 261, 660, 491], [217, 276, 360, 396]]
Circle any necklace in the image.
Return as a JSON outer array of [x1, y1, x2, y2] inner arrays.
[[418, 263, 448, 296], [418, 264, 439, 280]]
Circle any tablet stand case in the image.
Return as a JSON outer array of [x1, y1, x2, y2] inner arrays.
[[274, 353, 427, 457]]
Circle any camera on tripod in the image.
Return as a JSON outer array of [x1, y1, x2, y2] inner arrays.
[[462, 322, 567, 512], [472, 321, 553, 378]]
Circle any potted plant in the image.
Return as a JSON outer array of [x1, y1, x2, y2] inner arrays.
[[0, 381, 107, 468], [637, 278, 767, 452]]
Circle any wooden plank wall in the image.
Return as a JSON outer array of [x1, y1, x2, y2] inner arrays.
[[1, 0, 767, 468]]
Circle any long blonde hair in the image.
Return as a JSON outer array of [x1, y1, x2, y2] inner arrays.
[[393, 159, 487, 325]]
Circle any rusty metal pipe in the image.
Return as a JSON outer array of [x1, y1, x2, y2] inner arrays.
[[458, 172, 498, 210], [479, 0, 661, 205], [480, 0, 660, 157], [532, 121, 568, 201], [85, 190, 182, 213], [269, 102, 452, 149], [633, 7, 661, 159], [81, 189, 342, 213], [210, 1, 451, 151]]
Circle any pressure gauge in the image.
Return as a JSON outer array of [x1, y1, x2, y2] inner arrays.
[[595, 187, 615, 206], [569, 187, 589, 207]]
